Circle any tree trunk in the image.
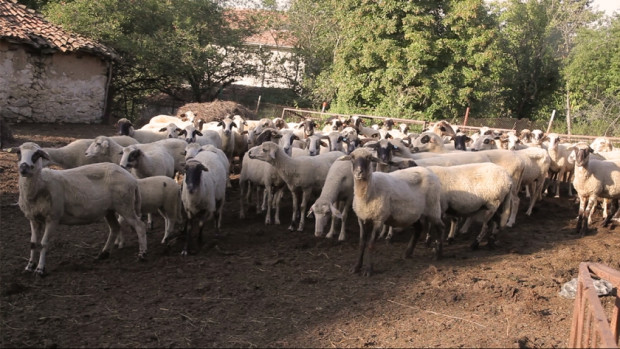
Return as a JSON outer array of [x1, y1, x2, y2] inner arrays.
[[565, 81, 571, 137]]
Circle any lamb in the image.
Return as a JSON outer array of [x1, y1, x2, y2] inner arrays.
[[308, 160, 354, 241], [572, 142, 620, 236], [119, 138, 188, 179], [347, 115, 380, 139], [248, 141, 344, 232], [115, 176, 182, 247], [42, 136, 138, 169], [339, 148, 444, 276], [181, 148, 228, 255], [247, 118, 276, 147], [117, 118, 175, 143], [178, 124, 223, 149], [17, 142, 147, 275]]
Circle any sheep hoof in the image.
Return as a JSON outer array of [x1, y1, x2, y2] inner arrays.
[[97, 251, 110, 260], [287, 225, 295, 231], [34, 267, 46, 277], [446, 237, 455, 245], [137, 252, 147, 261], [470, 240, 480, 250], [181, 249, 188, 256], [24, 262, 36, 273], [362, 267, 373, 277], [350, 265, 361, 274]]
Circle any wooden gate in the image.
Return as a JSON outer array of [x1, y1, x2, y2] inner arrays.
[[569, 262, 620, 348]]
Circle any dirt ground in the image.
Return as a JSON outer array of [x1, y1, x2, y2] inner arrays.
[[1, 123, 619, 348]]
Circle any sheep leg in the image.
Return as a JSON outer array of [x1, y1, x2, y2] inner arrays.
[[554, 170, 564, 198], [261, 187, 268, 212], [273, 187, 284, 225], [446, 217, 459, 244], [603, 198, 609, 219], [506, 190, 520, 227], [288, 189, 299, 231], [352, 219, 371, 274], [264, 185, 273, 225], [239, 179, 246, 219], [182, 218, 192, 256], [146, 213, 154, 231], [525, 181, 542, 216], [337, 199, 352, 242], [458, 217, 473, 235], [581, 196, 597, 236], [25, 220, 43, 272], [405, 221, 424, 258], [576, 196, 587, 234], [256, 186, 263, 213], [35, 220, 57, 276], [602, 199, 618, 227], [100, 212, 122, 260], [363, 222, 381, 277], [123, 212, 147, 259], [297, 189, 312, 232], [214, 199, 224, 236]]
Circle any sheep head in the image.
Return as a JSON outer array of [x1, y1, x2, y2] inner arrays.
[[18, 142, 50, 177]]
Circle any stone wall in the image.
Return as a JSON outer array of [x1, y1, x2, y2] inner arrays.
[[0, 41, 109, 124]]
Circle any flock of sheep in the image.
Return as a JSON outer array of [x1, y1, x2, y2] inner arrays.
[[13, 111, 620, 276]]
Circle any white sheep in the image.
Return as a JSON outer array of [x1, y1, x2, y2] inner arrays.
[[590, 137, 614, 153], [239, 149, 286, 225], [308, 160, 354, 241], [17, 142, 147, 275], [339, 148, 444, 276], [117, 118, 177, 143], [572, 142, 620, 236], [248, 141, 344, 232], [119, 138, 187, 178], [216, 116, 248, 174], [178, 124, 223, 149], [42, 136, 138, 169], [115, 176, 182, 247], [181, 148, 228, 255], [423, 163, 513, 249], [545, 133, 576, 197], [84, 136, 136, 164]]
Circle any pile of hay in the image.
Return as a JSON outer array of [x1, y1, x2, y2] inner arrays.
[[177, 100, 257, 123]]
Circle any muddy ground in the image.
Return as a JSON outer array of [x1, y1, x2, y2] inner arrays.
[[1, 123, 619, 348]]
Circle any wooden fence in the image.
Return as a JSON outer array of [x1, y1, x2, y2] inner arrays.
[[281, 108, 620, 146], [569, 262, 620, 348]]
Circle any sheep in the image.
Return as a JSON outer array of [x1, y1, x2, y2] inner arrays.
[[429, 120, 457, 141], [307, 160, 354, 241], [247, 141, 344, 232], [239, 148, 286, 225], [347, 115, 380, 139], [590, 137, 614, 153], [117, 118, 175, 143], [529, 129, 545, 147], [544, 133, 576, 197], [185, 142, 230, 188], [84, 136, 137, 164], [339, 148, 444, 276], [422, 163, 513, 249], [452, 131, 472, 151], [115, 176, 182, 247], [572, 142, 620, 236], [247, 118, 276, 147], [119, 138, 188, 179], [514, 147, 551, 216], [321, 117, 345, 133], [17, 142, 147, 275], [41, 136, 138, 169], [216, 116, 248, 174], [519, 129, 532, 144], [180, 148, 228, 255], [410, 132, 451, 153], [178, 124, 222, 149]]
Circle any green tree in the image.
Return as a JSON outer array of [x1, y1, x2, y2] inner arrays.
[[43, 0, 259, 118], [564, 15, 620, 136], [494, 0, 562, 120], [324, 0, 502, 120]]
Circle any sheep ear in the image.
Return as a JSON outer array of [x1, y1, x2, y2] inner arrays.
[[202, 165, 209, 172], [159, 127, 167, 132], [330, 202, 343, 219], [385, 132, 393, 139], [32, 149, 50, 163], [306, 205, 314, 218], [269, 147, 277, 160], [320, 141, 328, 148], [194, 130, 203, 137], [179, 130, 187, 136]]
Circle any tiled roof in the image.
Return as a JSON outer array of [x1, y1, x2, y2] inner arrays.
[[0, 0, 117, 60], [225, 8, 296, 48]]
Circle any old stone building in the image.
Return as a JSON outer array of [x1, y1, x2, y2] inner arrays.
[[0, 0, 117, 123]]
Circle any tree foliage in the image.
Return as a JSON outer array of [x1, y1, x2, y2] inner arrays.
[[43, 0, 259, 118], [324, 0, 504, 120]]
